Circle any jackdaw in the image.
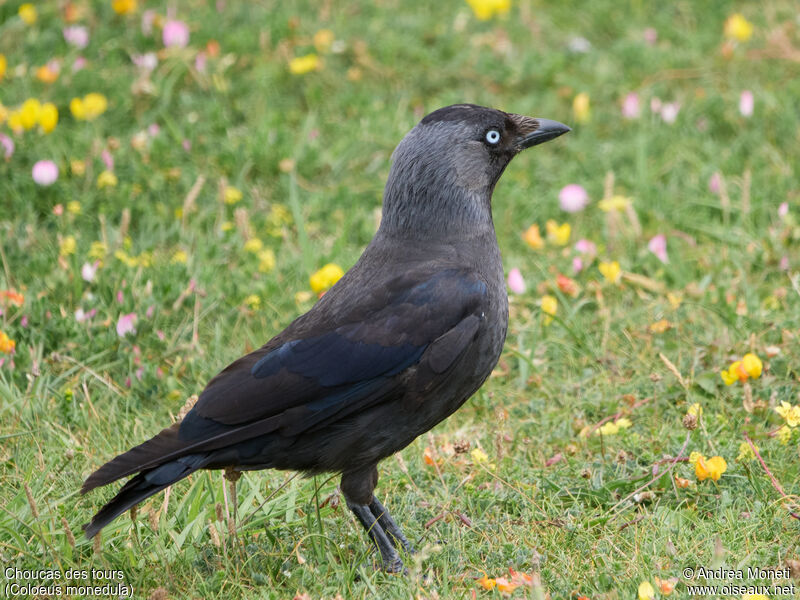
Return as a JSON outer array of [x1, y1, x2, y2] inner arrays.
[[81, 103, 570, 572]]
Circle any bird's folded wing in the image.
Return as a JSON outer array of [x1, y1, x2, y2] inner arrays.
[[186, 267, 487, 432]]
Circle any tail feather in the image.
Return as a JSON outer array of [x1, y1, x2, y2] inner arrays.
[[82, 453, 210, 538], [81, 423, 186, 494]]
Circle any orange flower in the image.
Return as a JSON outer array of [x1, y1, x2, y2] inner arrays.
[[0, 289, 24, 307], [476, 574, 496, 590], [0, 330, 15, 354], [523, 224, 544, 249], [556, 273, 579, 297]]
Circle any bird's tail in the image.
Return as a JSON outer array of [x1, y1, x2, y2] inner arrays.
[[82, 453, 211, 538]]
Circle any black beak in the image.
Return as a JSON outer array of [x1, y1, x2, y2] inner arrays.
[[517, 118, 571, 150]]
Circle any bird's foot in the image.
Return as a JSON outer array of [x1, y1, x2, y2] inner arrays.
[[368, 497, 416, 554], [349, 502, 409, 574]]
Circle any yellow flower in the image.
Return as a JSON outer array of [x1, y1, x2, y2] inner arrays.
[[220, 221, 234, 232], [171, 250, 188, 264], [70, 160, 86, 176], [289, 54, 320, 75], [736, 441, 757, 462], [258, 249, 276, 273], [522, 224, 544, 249], [70, 97, 86, 120], [688, 451, 703, 466], [313, 29, 335, 53], [60, 235, 77, 256], [687, 403, 703, 418], [18, 3, 37, 25], [598, 195, 631, 212], [572, 92, 590, 124], [71, 94, 108, 120], [597, 418, 631, 436], [310, 263, 344, 294], [97, 170, 118, 188], [598, 260, 621, 283], [88, 241, 107, 260], [83, 93, 108, 119], [66, 201, 81, 214], [470, 447, 489, 463], [741, 353, 762, 379], [39, 102, 58, 134], [541, 294, 557, 325], [720, 361, 742, 385], [638, 580, 655, 600], [545, 219, 571, 246], [243, 238, 263, 253], [8, 110, 23, 132], [776, 425, 792, 445], [19, 98, 41, 130], [775, 401, 800, 428], [724, 13, 753, 42], [477, 574, 496, 590], [223, 186, 243, 205], [112, 0, 138, 14], [465, 0, 511, 21], [0, 54, 7, 80], [695, 455, 727, 482], [0, 330, 15, 354], [244, 294, 261, 310]]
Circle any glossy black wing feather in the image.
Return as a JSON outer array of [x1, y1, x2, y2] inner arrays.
[[188, 268, 487, 437]]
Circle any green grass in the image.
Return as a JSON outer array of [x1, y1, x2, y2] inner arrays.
[[2, 1, 800, 598]]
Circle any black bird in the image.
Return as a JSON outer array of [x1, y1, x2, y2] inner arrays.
[[81, 104, 569, 572]]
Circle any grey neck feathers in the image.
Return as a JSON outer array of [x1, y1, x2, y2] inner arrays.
[[378, 124, 500, 241]]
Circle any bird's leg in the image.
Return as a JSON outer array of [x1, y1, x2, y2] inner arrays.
[[368, 497, 415, 554], [348, 502, 404, 573], [342, 465, 405, 573]]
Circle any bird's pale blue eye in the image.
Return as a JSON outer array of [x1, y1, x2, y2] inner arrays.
[[485, 129, 501, 145]]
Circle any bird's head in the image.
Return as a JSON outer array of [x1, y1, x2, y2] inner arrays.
[[381, 104, 570, 239]]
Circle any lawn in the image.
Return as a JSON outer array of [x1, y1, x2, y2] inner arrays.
[[1, 1, 799, 598]]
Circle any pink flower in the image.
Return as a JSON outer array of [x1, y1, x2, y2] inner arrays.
[[32, 160, 59, 186], [20, 315, 28, 328], [182, 139, 192, 151], [660, 102, 680, 124], [507, 268, 526, 294], [195, 51, 207, 73], [81, 261, 99, 282], [739, 90, 754, 117], [648, 234, 669, 263], [102, 149, 114, 171], [148, 123, 160, 137], [145, 304, 155, 318], [559, 184, 589, 212], [621, 92, 640, 119], [574, 239, 597, 256], [0, 134, 14, 161], [572, 257, 584, 274], [779, 256, 789, 271], [778, 202, 788, 218], [643, 27, 657, 45], [709, 172, 722, 194], [116, 313, 137, 337], [63, 25, 89, 48], [72, 56, 86, 72], [163, 19, 190, 48]]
